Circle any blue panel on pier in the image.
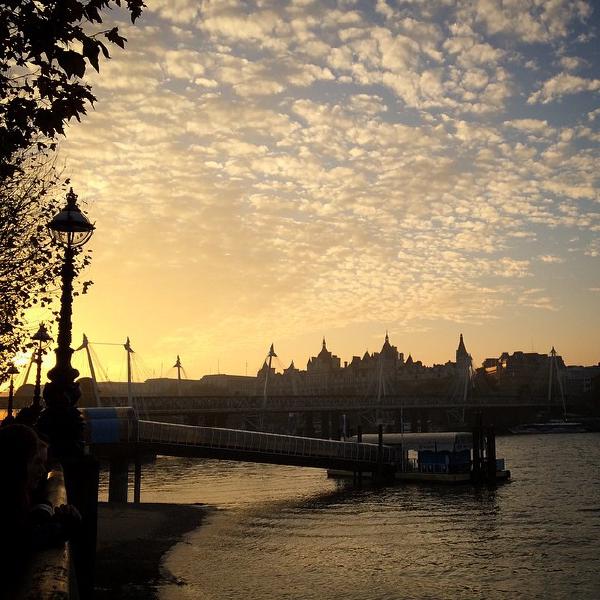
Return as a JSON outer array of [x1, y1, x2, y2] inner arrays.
[[89, 419, 121, 443], [82, 407, 118, 420]]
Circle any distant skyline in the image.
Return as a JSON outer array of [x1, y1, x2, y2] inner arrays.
[[20, 0, 600, 382], [12, 329, 595, 390]]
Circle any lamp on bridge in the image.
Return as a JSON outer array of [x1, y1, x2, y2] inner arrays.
[[37, 188, 94, 459], [2, 363, 19, 425]]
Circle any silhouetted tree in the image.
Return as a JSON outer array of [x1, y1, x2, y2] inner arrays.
[[0, 151, 62, 381], [0, 0, 144, 381], [0, 0, 145, 177]]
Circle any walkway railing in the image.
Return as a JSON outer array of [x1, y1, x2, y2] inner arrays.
[[138, 420, 395, 465]]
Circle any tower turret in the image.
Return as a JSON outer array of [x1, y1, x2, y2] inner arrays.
[[456, 333, 469, 365]]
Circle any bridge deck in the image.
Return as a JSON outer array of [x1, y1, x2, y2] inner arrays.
[[137, 420, 396, 471], [92, 393, 563, 414]]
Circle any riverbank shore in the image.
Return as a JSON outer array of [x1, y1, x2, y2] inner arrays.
[[95, 502, 208, 599]]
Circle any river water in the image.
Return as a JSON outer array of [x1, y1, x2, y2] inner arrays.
[[107, 433, 600, 599]]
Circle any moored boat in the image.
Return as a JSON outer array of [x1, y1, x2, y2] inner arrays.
[[508, 420, 587, 434]]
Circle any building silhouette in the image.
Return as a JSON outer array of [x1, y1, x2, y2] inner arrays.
[[255, 333, 467, 396]]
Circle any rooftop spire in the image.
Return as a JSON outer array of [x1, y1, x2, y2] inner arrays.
[[456, 333, 471, 368]]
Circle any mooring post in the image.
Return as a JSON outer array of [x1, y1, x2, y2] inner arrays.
[[472, 427, 481, 482], [133, 457, 142, 503], [108, 458, 129, 503], [486, 426, 497, 483]]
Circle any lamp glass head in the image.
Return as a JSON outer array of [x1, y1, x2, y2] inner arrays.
[[32, 322, 52, 343], [49, 188, 95, 247]]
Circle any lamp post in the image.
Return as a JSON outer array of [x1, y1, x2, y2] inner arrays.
[[2, 364, 19, 425], [37, 188, 94, 458], [35, 188, 99, 599], [17, 323, 53, 425], [32, 322, 53, 411]]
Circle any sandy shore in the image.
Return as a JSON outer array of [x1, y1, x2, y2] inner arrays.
[[95, 502, 208, 599]]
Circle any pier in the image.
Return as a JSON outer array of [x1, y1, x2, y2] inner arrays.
[[81, 407, 397, 502]]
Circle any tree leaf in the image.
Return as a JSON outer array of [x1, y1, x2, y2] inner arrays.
[[105, 27, 127, 49], [55, 49, 87, 79]]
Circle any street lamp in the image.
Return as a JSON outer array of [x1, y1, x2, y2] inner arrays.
[[32, 322, 53, 411], [17, 323, 53, 426], [37, 188, 94, 458], [2, 364, 19, 425]]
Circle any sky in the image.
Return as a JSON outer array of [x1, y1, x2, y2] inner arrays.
[[27, 0, 600, 382]]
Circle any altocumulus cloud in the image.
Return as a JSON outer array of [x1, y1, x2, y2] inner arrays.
[[60, 0, 599, 367]]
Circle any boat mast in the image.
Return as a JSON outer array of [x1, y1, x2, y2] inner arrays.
[[125, 337, 134, 406], [263, 343, 277, 406], [376, 358, 384, 426], [549, 347, 567, 421], [547, 346, 554, 406], [173, 355, 183, 396]]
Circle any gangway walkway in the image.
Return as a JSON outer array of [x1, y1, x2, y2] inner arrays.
[[83, 408, 396, 473], [136, 420, 396, 472]]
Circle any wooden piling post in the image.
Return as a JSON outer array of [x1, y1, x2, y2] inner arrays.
[[486, 426, 497, 483], [133, 457, 142, 503], [108, 458, 129, 503], [472, 427, 481, 482]]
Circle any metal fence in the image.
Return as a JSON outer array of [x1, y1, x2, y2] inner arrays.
[[139, 420, 394, 465]]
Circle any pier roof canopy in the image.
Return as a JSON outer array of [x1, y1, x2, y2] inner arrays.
[[355, 432, 472, 452]]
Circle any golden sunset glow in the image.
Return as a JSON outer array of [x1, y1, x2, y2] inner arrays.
[[18, 1, 599, 382]]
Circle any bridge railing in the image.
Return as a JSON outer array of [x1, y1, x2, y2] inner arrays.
[[138, 420, 395, 465]]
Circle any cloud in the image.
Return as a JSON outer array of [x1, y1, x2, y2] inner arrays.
[[558, 55, 586, 71], [528, 73, 600, 104], [539, 255, 565, 263], [504, 119, 551, 132], [51, 0, 600, 372], [467, 0, 592, 43]]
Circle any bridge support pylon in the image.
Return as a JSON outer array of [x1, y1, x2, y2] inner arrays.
[[304, 412, 315, 437], [320, 411, 331, 439]]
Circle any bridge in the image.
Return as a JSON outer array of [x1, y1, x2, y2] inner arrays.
[[80, 391, 565, 435], [89, 392, 562, 414]]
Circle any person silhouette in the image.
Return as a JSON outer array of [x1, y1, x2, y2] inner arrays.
[[0, 424, 81, 589]]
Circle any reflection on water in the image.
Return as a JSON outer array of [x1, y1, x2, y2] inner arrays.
[[113, 434, 600, 599]]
